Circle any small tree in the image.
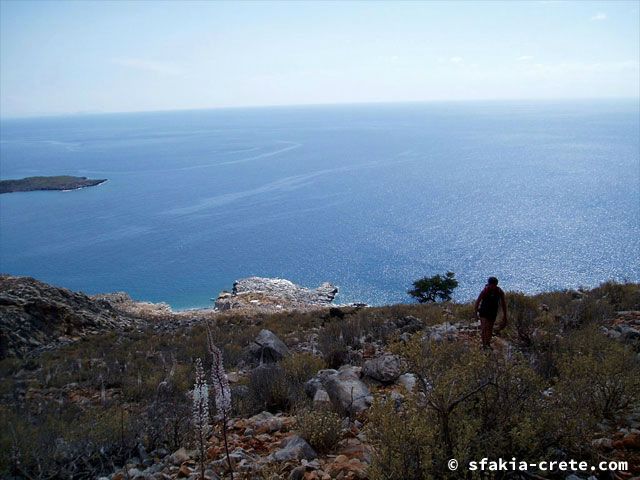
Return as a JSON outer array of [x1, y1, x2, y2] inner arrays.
[[408, 271, 458, 303]]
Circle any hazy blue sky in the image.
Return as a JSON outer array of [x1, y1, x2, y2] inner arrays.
[[1, 0, 638, 117]]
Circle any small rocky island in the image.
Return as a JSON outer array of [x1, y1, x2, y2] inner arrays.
[[0, 175, 107, 194]]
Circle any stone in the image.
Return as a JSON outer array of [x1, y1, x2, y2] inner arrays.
[[305, 376, 325, 398], [226, 371, 243, 383], [326, 454, 368, 479], [248, 411, 283, 433], [228, 447, 257, 463], [321, 365, 373, 415], [289, 466, 307, 480], [170, 447, 190, 466], [177, 464, 191, 478], [395, 316, 424, 333], [428, 332, 443, 343], [338, 438, 373, 464], [362, 354, 402, 383], [591, 438, 613, 449], [247, 329, 290, 363], [127, 468, 144, 479], [390, 390, 404, 408], [313, 388, 332, 409], [399, 332, 412, 343], [271, 435, 318, 462], [397, 373, 417, 392], [622, 432, 640, 449]]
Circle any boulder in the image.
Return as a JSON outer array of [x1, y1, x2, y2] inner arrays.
[[248, 411, 283, 433], [271, 435, 318, 462], [247, 329, 290, 363], [305, 375, 326, 398], [321, 365, 372, 415], [362, 354, 402, 383]]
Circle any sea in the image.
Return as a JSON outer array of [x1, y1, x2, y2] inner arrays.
[[1, 100, 638, 309]]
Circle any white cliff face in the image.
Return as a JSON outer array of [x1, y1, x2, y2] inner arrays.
[[214, 277, 338, 311]]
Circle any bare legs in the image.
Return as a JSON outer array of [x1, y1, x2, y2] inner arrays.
[[479, 317, 495, 349]]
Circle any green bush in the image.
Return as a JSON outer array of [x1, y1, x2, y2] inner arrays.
[[556, 326, 640, 420], [280, 353, 325, 404], [247, 364, 290, 412], [317, 323, 351, 369], [367, 395, 435, 480], [505, 291, 540, 348], [247, 353, 325, 413], [296, 408, 342, 453]]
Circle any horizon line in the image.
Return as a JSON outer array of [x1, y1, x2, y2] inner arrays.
[[1, 96, 639, 121]]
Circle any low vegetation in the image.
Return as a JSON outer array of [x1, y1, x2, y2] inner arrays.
[[0, 281, 638, 479]]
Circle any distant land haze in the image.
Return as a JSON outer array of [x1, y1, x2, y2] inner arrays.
[[0, 100, 638, 308], [0, 1, 638, 118]]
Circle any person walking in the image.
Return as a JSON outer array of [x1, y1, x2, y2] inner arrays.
[[474, 276, 508, 349]]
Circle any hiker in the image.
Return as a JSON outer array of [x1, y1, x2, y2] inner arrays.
[[474, 276, 508, 349]]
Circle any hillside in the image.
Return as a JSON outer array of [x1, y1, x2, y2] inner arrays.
[[0, 277, 639, 479]]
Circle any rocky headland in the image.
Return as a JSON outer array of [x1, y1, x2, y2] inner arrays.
[[0, 175, 107, 194], [214, 277, 339, 312]]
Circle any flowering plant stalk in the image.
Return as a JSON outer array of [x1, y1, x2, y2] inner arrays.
[[207, 324, 233, 474], [192, 357, 210, 480]]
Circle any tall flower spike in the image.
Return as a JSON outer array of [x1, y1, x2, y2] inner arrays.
[[192, 357, 210, 439], [206, 323, 234, 474], [193, 357, 210, 480], [207, 326, 231, 415]]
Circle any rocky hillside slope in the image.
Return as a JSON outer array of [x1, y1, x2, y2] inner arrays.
[[0, 275, 145, 359]]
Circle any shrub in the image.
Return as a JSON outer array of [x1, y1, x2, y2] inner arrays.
[[408, 271, 458, 303], [505, 291, 540, 348], [280, 353, 326, 406], [296, 408, 342, 453], [317, 324, 351, 369], [247, 364, 290, 413], [367, 395, 434, 479], [596, 281, 640, 311], [247, 353, 326, 412], [556, 326, 640, 420]]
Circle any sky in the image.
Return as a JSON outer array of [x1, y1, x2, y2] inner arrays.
[[0, 0, 639, 118]]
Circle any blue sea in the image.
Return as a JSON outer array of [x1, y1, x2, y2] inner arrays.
[[1, 100, 638, 309]]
